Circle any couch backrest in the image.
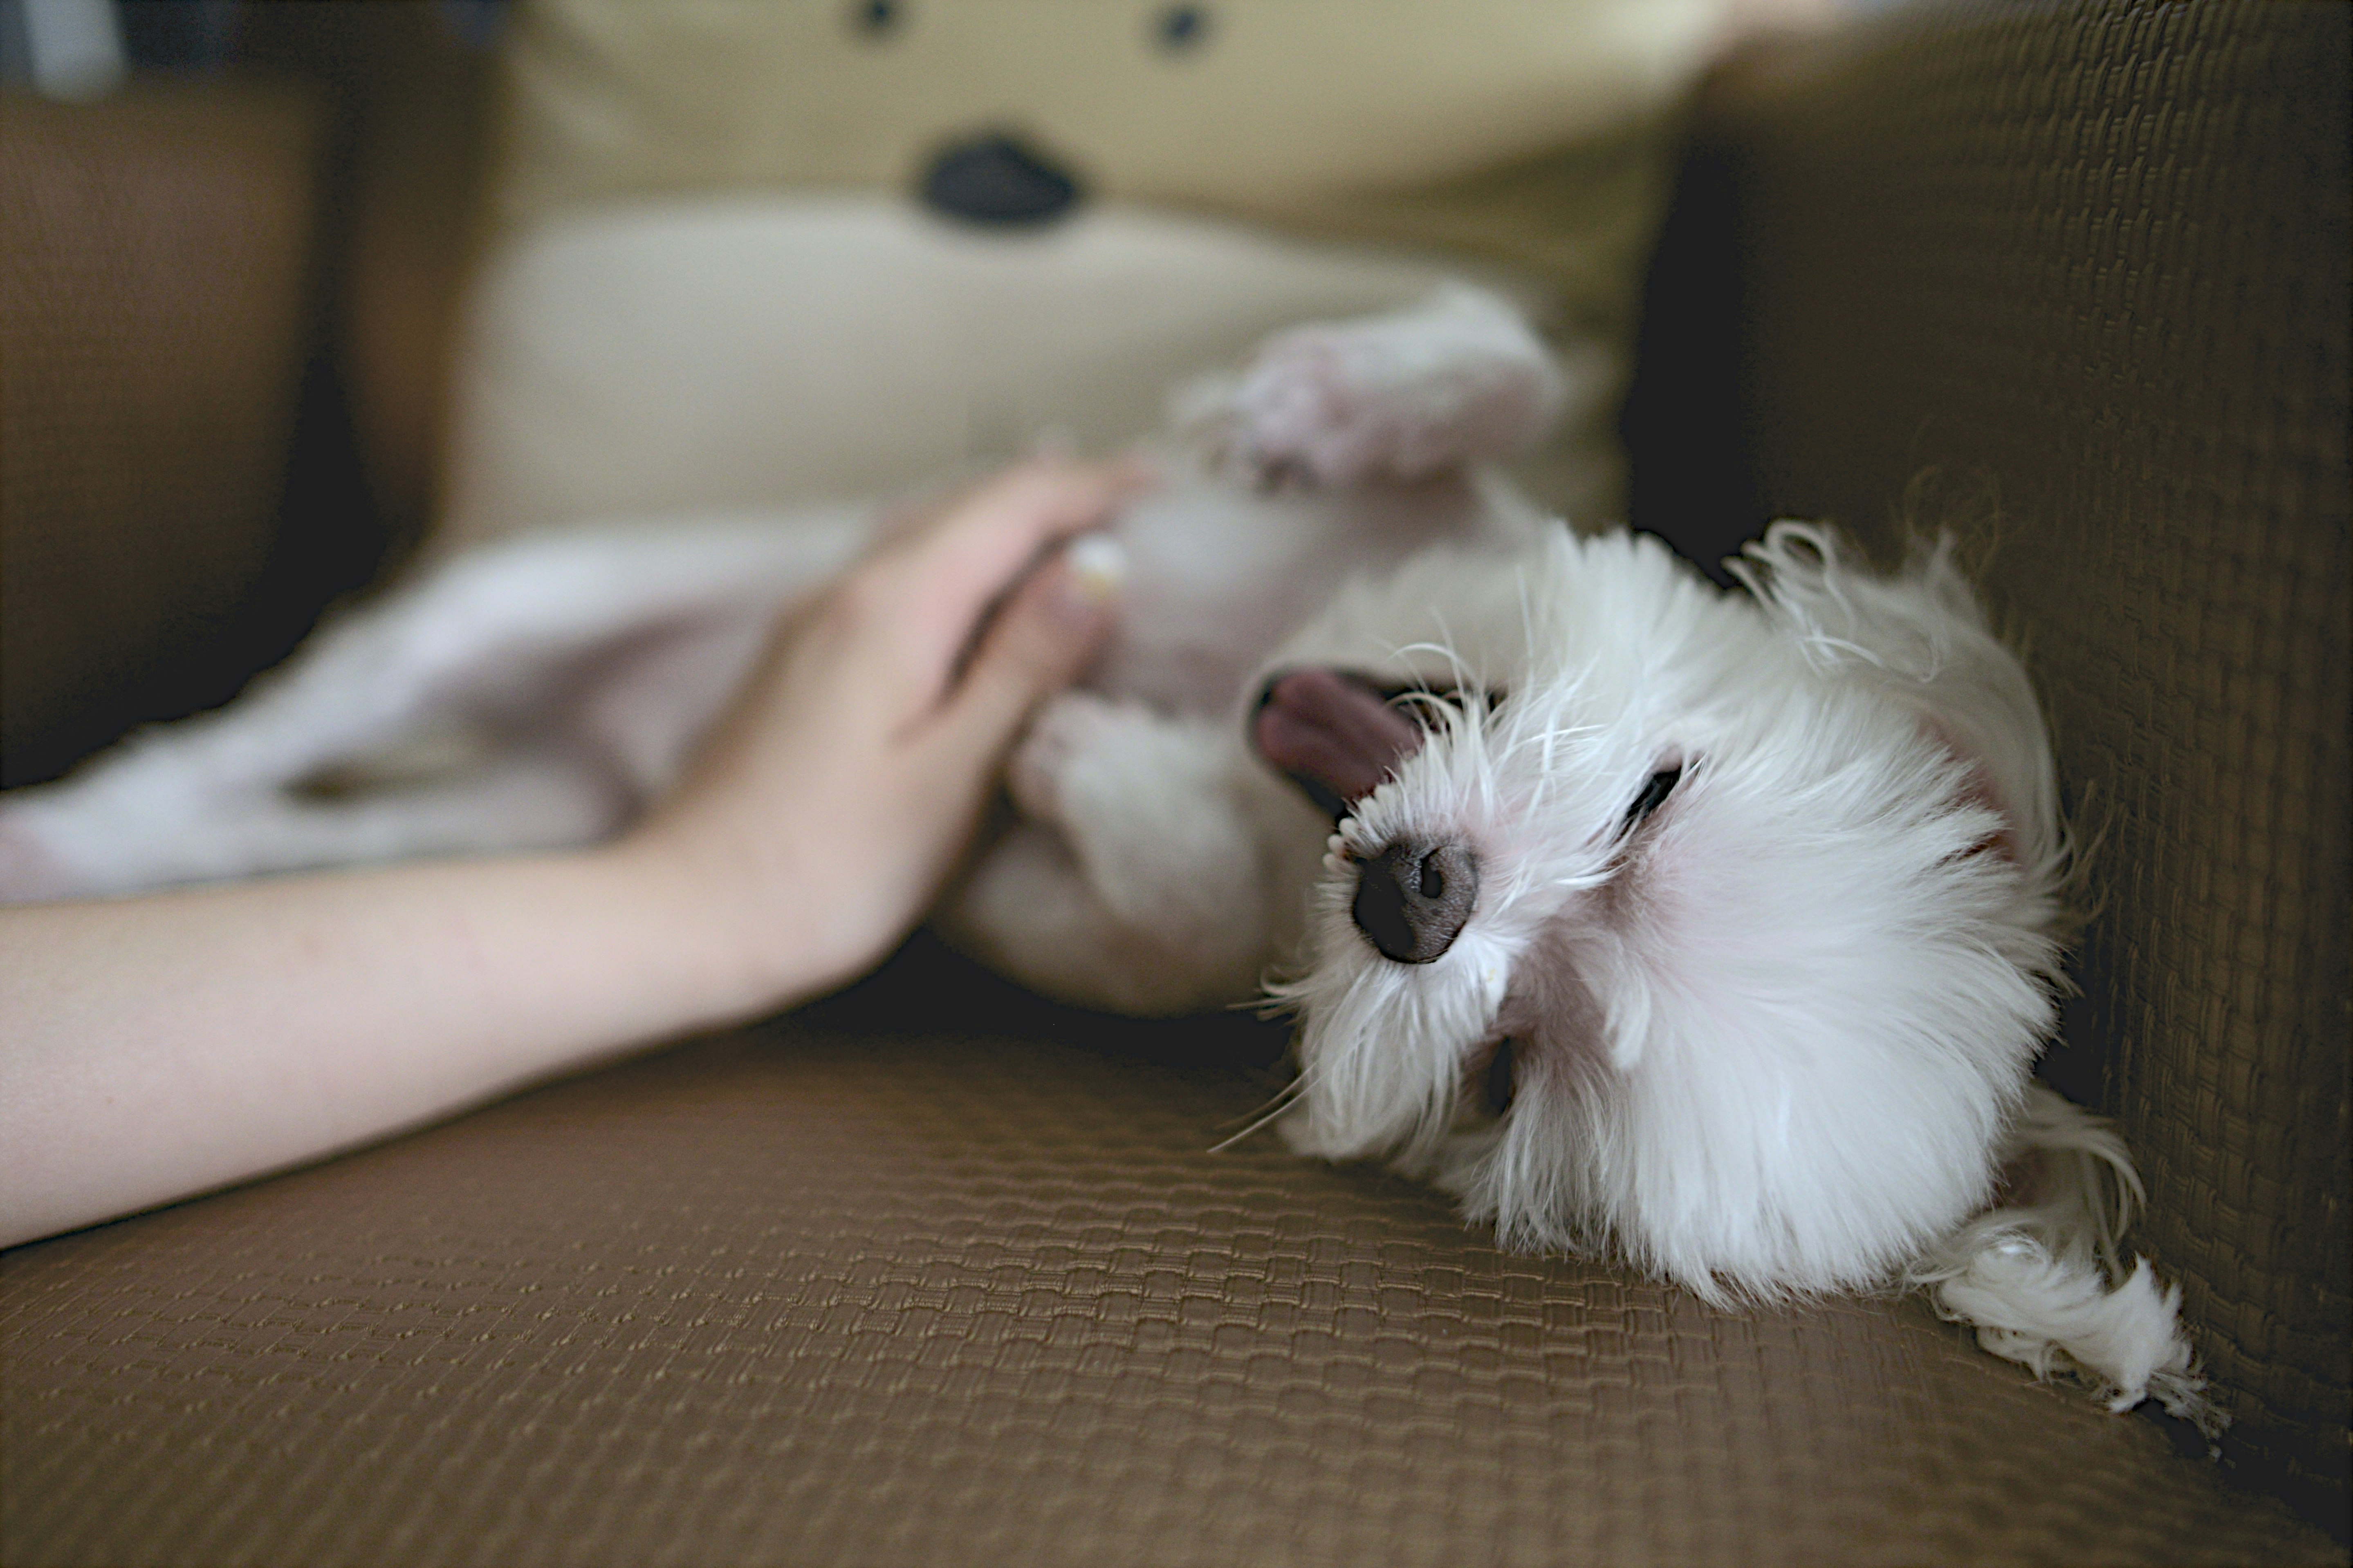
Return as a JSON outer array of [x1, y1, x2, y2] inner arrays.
[[0, 4, 492, 787], [1625, 0, 2349, 1528]]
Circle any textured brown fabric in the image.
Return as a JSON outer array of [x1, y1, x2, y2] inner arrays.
[[1629, 0, 2349, 1527], [0, 11, 492, 789], [230, 0, 498, 548], [0, 83, 327, 785], [5, 4, 2346, 1562], [2, 948, 2343, 1568]]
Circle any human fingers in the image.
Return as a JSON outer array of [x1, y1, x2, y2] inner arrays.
[[868, 457, 1151, 674], [918, 543, 1124, 777]]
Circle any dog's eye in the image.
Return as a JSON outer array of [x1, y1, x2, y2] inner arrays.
[[1484, 1037, 1517, 1117], [1622, 765, 1682, 829]]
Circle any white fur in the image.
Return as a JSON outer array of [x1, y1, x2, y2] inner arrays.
[[1251, 520, 2216, 1435], [0, 287, 2213, 1434], [1910, 1084, 2214, 1438]]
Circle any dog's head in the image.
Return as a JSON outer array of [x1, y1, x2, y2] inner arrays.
[[1252, 523, 2068, 1301]]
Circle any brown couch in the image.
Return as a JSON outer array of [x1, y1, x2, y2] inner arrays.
[[3, 3, 2345, 1563]]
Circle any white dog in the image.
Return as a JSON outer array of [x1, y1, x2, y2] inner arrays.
[[0, 285, 2214, 1435]]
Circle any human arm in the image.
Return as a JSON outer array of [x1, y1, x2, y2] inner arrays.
[[0, 458, 1138, 1250]]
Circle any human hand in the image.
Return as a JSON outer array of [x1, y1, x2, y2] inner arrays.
[[615, 457, 1145, 1009], [0, 457, 1142, 1243]]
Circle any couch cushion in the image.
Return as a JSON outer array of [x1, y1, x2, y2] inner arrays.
[[1, 943, 2340, 1567], [0, 9, 499, 787], [8, 4, 2337, 1561]]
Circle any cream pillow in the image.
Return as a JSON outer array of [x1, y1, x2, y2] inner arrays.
[[446, 198, 1512, 544], [444, 0, 1736, 543]]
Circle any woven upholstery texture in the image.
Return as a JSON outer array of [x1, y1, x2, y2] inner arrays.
[[6, 3, 2346, 1562], [0, 84, 325, 787], [3, 948, 2342, 1568], [0, 9, 490, 790], [1627, 0, 2349, 1524]]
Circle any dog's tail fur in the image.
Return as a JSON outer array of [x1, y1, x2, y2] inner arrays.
[[1906, 1083, 2223, 1447]]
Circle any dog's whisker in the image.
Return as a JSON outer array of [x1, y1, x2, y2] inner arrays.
[[1209, 1070, 1306, 1131], [1207, 1063, 1324, 1154]]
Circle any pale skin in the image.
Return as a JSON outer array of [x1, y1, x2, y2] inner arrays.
[[0, 458, 1144, 1251]]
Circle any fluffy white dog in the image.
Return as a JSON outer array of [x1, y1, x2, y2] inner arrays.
[[0, 285, 2213, 1434]]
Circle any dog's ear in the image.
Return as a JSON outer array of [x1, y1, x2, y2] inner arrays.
[[1729, 523, 2061, 870]]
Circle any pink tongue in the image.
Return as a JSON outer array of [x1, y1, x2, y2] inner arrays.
[[1253, 669, 1426, 808]]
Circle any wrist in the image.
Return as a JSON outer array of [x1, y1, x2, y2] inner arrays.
[[588, 826, 838, 1029]]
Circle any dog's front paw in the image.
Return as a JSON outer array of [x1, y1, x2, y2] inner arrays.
[[1224, 284, 1568, 488], [1008, 692, 1122, 827], [1005, 693, 1265, 937]]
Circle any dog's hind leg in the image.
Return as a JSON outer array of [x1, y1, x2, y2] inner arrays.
[[942, 693, 1278, 1014], [24, 745, 639, 896], [1214, 283, 1579, 488], [0, 513, 864, 902]]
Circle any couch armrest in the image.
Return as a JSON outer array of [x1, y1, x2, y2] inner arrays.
[[0, 81, 330, 785], [1, 4, 491, 790], [1628, 0, 2350, 1527]]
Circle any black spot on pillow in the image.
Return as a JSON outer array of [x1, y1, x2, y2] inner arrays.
[[1154, 4, 1209, 52], [921, 133, 1084, 226]]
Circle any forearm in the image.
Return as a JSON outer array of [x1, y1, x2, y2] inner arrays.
[[0, 459, 1133, 1252], [0, 847, 787, 1249]]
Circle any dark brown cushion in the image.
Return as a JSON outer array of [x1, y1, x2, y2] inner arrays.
[[0, 83, 327, 786], [2, 943, 2342, 1568], [0, 6, 490, 789], [1627, 0, 2350, 1529]]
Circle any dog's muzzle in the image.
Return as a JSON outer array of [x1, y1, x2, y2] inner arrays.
[[1248, 667, 1482, 962], [1350, 838, 1478, 963]]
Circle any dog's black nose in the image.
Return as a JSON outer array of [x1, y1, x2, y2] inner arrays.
[[1352, 840, 1478, 963]]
